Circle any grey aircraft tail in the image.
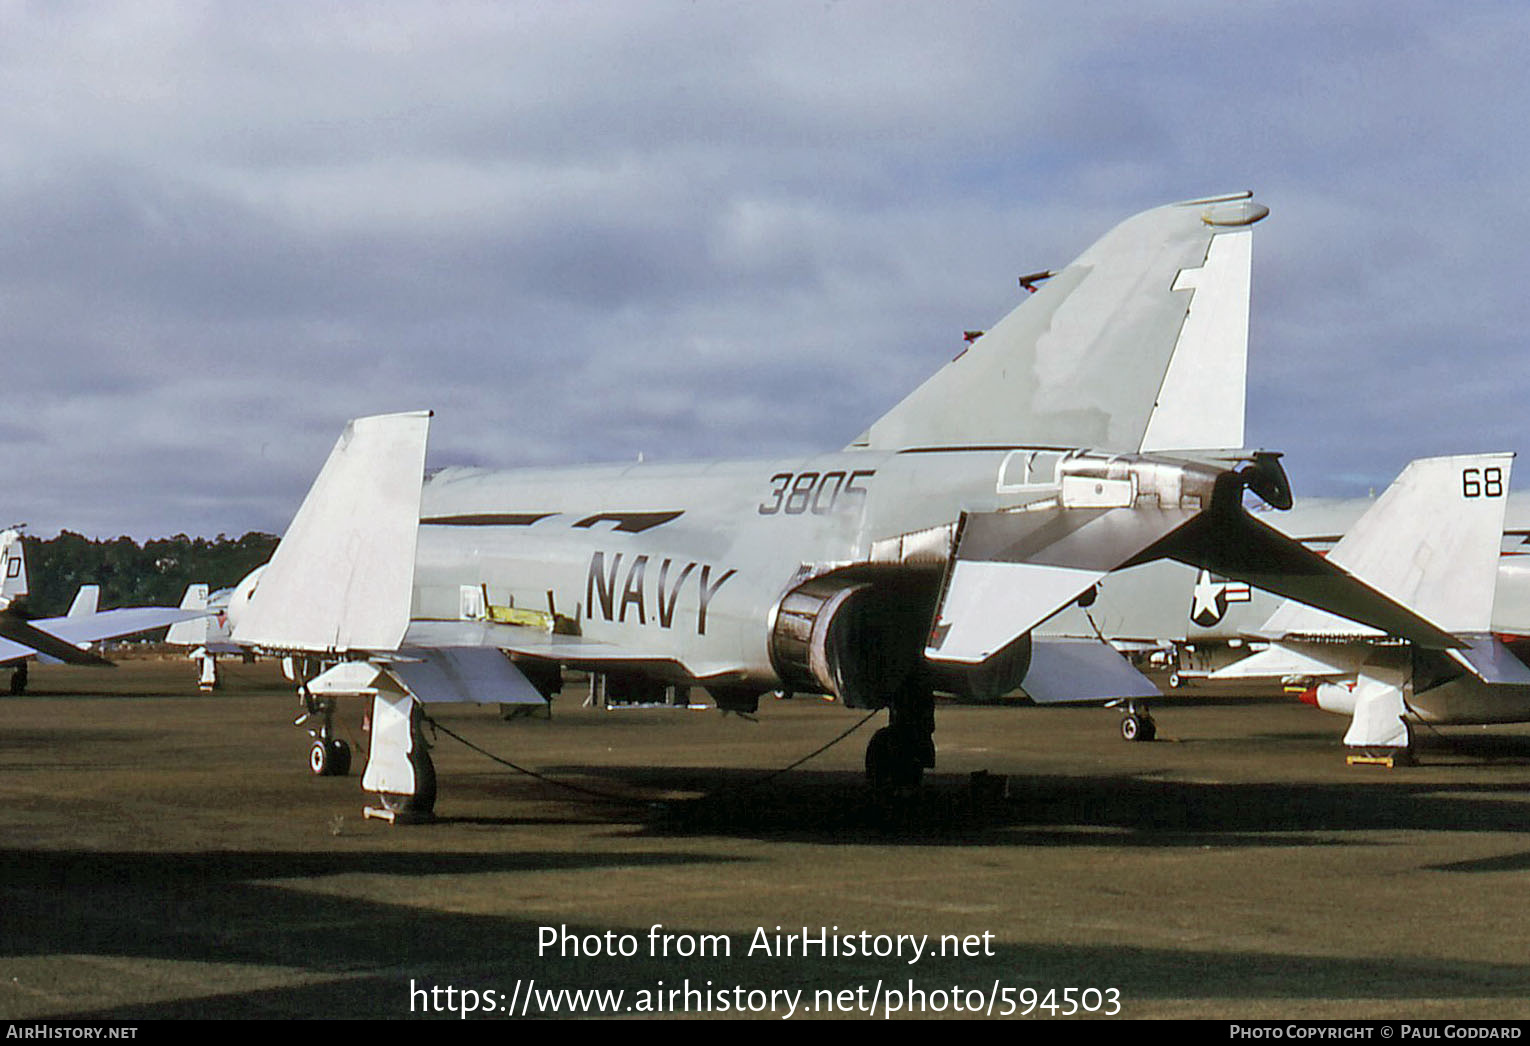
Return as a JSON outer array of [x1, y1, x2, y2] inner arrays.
[[850, 192, 1267, 455]]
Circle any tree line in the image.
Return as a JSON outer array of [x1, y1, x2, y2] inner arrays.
[[19, 531, 280, 618]]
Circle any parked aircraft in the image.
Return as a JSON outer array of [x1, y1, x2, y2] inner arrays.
[[0, 527, 25, 610], [1201, 453, 1525, 756], [230, 193, 1466, 818], [1039, 460, 1530, 755], [0, 530, 213, 693], [165, 574, 264, 691]]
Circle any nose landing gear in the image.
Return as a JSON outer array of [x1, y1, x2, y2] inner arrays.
[[1117, 699, 1157, 742], [296, 689, 352, 776]]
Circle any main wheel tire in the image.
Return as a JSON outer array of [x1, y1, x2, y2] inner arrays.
[[309, 740, 330, 776], [866, 727, 924, 791], [1120, 714, 1143, 742], [379, 747, 437, 816], [327, 738, 352, 776], [1139, 716, 1158, 742]]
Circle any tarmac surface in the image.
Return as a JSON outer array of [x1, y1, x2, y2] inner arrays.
[[4, 658, 1530, 1020]]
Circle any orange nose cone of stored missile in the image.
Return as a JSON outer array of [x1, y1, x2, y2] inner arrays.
[[1296, 687, 1318, 707]]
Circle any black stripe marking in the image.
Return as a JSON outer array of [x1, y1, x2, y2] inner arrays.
[[895, 444, 1076, 454], [572, 511, 684, 533], [422, 513, 557, 526]]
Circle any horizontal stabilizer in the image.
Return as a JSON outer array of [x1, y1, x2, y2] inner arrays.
[[0, 613, 111, 666], [1147, 507, 1463, 650], [234, 411, 430, 654], [389, 647, 546, 706], [1021, 637, 1160, 705], [1262, 453, 1513, 639]]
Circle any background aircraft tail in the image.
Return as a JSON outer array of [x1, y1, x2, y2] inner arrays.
[[0, 527, 27, 608], [166, 584, 211, 646], [850, 192, 1266, 454], [66, 585, 100, 617]]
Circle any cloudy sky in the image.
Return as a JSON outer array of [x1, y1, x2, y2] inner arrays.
[[2, 1, 1527, 537]]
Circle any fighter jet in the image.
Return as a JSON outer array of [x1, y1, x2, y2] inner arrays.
[[231, 192, 1465, 818], [165, 573, 265, 691], [1041, 456, 1530, 757], [1192, 453, 1530, 759], [0, 527, 24, 610]]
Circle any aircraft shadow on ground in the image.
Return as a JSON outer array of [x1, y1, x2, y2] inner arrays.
[[526, 764, 1517, 844], [510, 762, 1530, 847], [0, 851, 1519, 1019], [8, 776, 1530, 1019]]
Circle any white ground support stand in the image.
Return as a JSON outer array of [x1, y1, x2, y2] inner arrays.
[[197, 651, 218, 692]]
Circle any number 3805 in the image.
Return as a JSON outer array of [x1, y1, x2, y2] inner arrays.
[[758, 469, 874, 516]]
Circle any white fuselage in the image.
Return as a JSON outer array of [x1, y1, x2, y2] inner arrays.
[[412, 447, 1043, 686]]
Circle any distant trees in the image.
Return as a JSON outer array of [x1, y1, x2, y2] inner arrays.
[[20, 531, 279, 617]]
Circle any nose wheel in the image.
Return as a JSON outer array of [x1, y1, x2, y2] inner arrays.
[[297, 688, 352, 776], [309, 737, 352, 776], [1118, 700, 1157, 742]]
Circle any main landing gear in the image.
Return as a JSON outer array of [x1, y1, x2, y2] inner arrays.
[[377, 727, 436, 818], [865, 683, 936, 793], [366, 697, 436, 822], [1117, 699, 1157, 742], [9, 663, 26, 695]]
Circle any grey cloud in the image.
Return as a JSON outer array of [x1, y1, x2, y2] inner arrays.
[[1, 2, 1528, 536]]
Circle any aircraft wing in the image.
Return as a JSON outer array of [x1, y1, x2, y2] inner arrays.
[[400, 620, 740, 679], [1022, 637, 1160, 705]]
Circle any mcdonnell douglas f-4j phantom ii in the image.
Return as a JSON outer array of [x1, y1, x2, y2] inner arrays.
[[232, 192, 1468, 817]]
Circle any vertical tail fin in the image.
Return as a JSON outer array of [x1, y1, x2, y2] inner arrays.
[[0, 528, 27, 608], [166, 584, 211, 646], [850, 193, 1266, 454], [233, 411, 431, 654], [66, 585, 100, 618]]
